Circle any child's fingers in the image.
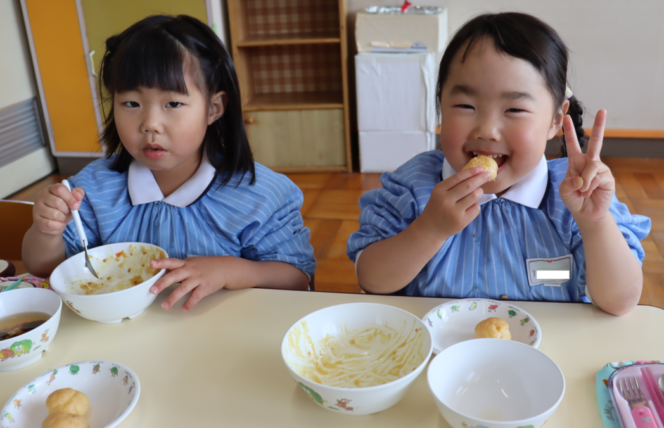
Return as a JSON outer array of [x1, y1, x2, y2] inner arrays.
[[580, 161, 609, 192], [563, 115, 583, 157], [455, 185, 484, 212], [150, 262, 188, 294], [441, 166, 485, 191], [151, 258, 185, 271], [50, 183, 82, 211], [559, 176, 583, 200], [162, 278, 199, 309], [181, 287, 207, 312], [449, 171, 493, 201]]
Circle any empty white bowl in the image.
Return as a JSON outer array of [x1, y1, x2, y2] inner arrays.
[[0, 288, 62, 372], [281, 303, 433, 415], [1, 360, 140, 427], [427, 339, 565, 428], [422, 299, 541, 354], [49, 242, 167, 323]]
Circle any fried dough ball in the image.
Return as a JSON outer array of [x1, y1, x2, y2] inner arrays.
[[41, 412, 89, 428], [462, 155, 498, 181], [474, 317, 512, 340], [45, 388, 89, 416]]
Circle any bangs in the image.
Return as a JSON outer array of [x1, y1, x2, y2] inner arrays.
[[111, 28, 189, 94]]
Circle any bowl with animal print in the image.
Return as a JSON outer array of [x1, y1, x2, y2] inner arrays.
[[421, 298, 541, 354], [1, 360, 140, 427], [0, 288, 62, 372], [281, 302, 433, 415]]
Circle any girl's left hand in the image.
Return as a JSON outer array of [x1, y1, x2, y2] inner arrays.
[[559, 109, 615, 223], [149, 256, 243, 311]]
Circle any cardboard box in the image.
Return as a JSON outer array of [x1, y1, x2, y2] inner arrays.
[[359, 131, 435, 173], [355, 8, 447, 53], [355, 52, 437, 133]]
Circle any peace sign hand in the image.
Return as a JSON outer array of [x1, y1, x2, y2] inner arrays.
[[559, 109, 615, 223]]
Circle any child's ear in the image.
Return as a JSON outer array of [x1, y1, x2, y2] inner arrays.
[[208, 91, 228, 125], [547, 99, 570, 140]]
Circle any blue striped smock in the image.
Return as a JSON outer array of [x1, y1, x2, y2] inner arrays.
[[63, 157, 316, 277], [346, 151, 651, 302]]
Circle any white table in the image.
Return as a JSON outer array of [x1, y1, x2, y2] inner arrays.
[[3, 288, 664, 427]]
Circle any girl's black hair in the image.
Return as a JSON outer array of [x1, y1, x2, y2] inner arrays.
[[99, 14, 255, 185], [434, 12, 585, 157]]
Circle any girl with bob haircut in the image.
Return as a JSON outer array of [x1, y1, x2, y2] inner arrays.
[[347, 12, 651, 316], [24, 15, 316, 310]]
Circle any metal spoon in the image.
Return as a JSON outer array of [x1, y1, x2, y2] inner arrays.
[[62, 180, 99, 279]]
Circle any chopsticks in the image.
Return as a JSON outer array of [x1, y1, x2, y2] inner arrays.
[[0, 279, 22, 293], [641, 366, 664, 424]]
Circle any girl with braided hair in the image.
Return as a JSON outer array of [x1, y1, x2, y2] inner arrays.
[[348, 12, 650, 316]]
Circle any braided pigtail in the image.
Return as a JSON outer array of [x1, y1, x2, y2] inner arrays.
[[560, 95, 585, 157]]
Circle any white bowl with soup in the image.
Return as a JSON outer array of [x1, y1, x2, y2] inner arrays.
[[49, 242, 167, 324], [281, 303, 433, 416], [0, 288, 62, 371]]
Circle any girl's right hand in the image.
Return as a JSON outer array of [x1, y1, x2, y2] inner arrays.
[[32, 183, 85, 236], [417, 166, 492, 239]]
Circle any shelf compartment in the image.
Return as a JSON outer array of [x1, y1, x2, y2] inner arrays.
[[244, 44, 342, 99], [244, 0, 340, 39]]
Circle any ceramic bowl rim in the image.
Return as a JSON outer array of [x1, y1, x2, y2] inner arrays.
[[281, 302, 433, 392], [50, 242, 168, 299], [0, 287, 62, 348], [427, 338, 566, 425], [1, 359, 141, 425], [422, 298, 543, 352]]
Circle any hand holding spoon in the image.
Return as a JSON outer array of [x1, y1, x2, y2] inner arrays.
[[62, 180, 99, 279]]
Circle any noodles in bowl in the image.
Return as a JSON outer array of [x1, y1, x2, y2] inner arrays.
[[287, 320, 426, 388], [281, 303, 433, 415]]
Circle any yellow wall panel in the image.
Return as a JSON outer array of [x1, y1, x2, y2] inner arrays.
[[26, 0, 100, 153]]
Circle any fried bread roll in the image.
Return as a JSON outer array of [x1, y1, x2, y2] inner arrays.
[[46, 388, 89, 416], [42, 412, 89, 428], [462, 155, 498, 181], [474, 317, 512, 340]]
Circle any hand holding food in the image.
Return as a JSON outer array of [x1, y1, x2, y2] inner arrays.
[[474, 317, 512, 340], [462, 155, 497, 181], [32, 183, 86, 236], [418, 165, 492, 240], [42, 388, 90, 428]]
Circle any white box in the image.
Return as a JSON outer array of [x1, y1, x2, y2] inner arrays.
[[355, 52, 437, 133], [355, 8, 447, 53], [359, 131, 435, 173]]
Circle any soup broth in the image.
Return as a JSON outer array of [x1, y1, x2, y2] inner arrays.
[[0, 311, 50, 341]]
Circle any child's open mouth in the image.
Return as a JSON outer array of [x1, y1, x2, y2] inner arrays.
[[470, 151, 509, 170]]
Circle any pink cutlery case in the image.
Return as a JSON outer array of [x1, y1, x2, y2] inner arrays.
[[608, 363, 664, 428]]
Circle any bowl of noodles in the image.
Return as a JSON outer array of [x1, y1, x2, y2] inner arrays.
[[49, 243, 167, 324], [281, 303, 433, 416]]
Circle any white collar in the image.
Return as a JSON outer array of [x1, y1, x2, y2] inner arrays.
[[128, 155, 216, 207], [441, 155, 549, 209]]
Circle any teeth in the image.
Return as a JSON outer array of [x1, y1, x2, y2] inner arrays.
[[473, 152, 503, 159]]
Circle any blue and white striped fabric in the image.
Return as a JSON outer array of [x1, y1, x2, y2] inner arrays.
[[347, 151, 651, 302], [63, 157, 316, 277]]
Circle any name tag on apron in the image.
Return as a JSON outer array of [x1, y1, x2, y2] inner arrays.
[[526, 254, 573, 287]]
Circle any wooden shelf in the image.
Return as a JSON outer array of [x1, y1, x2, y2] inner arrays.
[[237, 32, 340, 47], [244, 92, 343, 111]]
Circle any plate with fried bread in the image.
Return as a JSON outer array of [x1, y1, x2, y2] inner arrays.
[[422, 298, 541, 354]]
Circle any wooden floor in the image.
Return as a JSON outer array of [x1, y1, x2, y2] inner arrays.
[[6, 157, 664, 309]]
